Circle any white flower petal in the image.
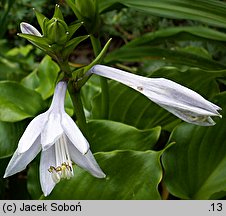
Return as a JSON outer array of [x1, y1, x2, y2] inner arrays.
[[20, 22, 42, 36], [49, 81, 67, 113], [160, 104, 216, 126], [18, 113, 47, 153], [39, 146, 56, 196], [41, 81, 67, 150], [90, 65, 221, 126], [4, 137, 41, 178], [141, 78, 221, 116], [62, 113, 89, 154], [67, 139, 105, 178], [41, 113, 64, 150]]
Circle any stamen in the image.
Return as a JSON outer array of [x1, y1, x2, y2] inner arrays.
[[51, 170, 61, 183], [48, 134, 73, 183]]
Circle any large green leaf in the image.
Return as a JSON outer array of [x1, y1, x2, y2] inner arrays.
[[0, 81, 44, 122], [98, 0, 226, 28], [21, 55, 60, 97], [87, 119, 161, 152], [104, 26, 226, 69], [27, 161, 43, 200], [105, 46, 225, 70], [0, 158, 11, 199], [81, 75, 101, 117], [162, 92, 226, 199], [41, 150, 164, 199], [35, 56, 60, 100], [0, 121, 26, 158], [125, 27, 226, 47]]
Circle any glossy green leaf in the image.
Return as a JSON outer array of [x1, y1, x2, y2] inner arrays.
[[0, 121, 26, 158], [87, 120, 161, 152], [99, 0, 226, 28], [0, 81, 44, 122], [162, 92, 226, 199], [105, 46, 225, 70], [81, 75, 101, 116], [6, 45, 33, 57], [36, 55, 60, 100], [126, 26, 226, 47], [105, 26, 226, 69], [0, 158, 10, 199], [42, 150, 164, 199], [27, 161, 43, 200], [21, 70, 39, 90]]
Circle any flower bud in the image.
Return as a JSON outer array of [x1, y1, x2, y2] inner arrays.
[[66, 0, 100, 34], [45, 18, 69, 45]]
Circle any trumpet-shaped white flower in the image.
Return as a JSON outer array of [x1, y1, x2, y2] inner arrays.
[[4, 81, 105, 196], [89, 65, 221, 126]]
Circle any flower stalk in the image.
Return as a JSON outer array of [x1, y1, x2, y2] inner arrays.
[[90, 35, 110, 119]]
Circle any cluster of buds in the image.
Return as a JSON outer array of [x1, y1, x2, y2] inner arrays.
[[19, 4, 89, 64]]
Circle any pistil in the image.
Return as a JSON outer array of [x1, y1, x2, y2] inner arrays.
[[48, 134, 73, 183]]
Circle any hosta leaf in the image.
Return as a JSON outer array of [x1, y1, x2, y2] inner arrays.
[[105, 46, 225, 70], [36, 55, 60, 100], [81, 75, 101, 117], [0, 121, 26, 158], [87, 119, 161, 152], [126, 26, 226, 47], [27, 161, 43, 200], [99, 0, 226, 28], [0, 81, 44, 122], [162, 92, 226, 199]]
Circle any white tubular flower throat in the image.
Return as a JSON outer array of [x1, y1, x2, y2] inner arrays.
[[89, 65, 221, 126], [40, 81, 74, 183], [48, 135, 73, 183]]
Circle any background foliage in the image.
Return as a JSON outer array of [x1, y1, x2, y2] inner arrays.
[[1, 0, 226, 199]]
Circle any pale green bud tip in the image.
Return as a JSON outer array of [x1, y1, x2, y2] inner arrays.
[[20, 22, 42, 37]]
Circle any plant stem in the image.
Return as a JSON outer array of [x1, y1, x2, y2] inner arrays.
[[59, 60, 88, 137], [68, 82, 88, 137], [57, 58, 72, 78], [90, 35, 109, 119], [161, 182, 169, 200]]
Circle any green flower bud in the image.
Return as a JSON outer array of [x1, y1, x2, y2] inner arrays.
[[45, 18, 69, 45], [66, 0, 100, 34]]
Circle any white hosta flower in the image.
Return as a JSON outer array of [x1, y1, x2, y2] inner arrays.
[[4, 81, 105, 196], [89, 65, 221, 126]]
